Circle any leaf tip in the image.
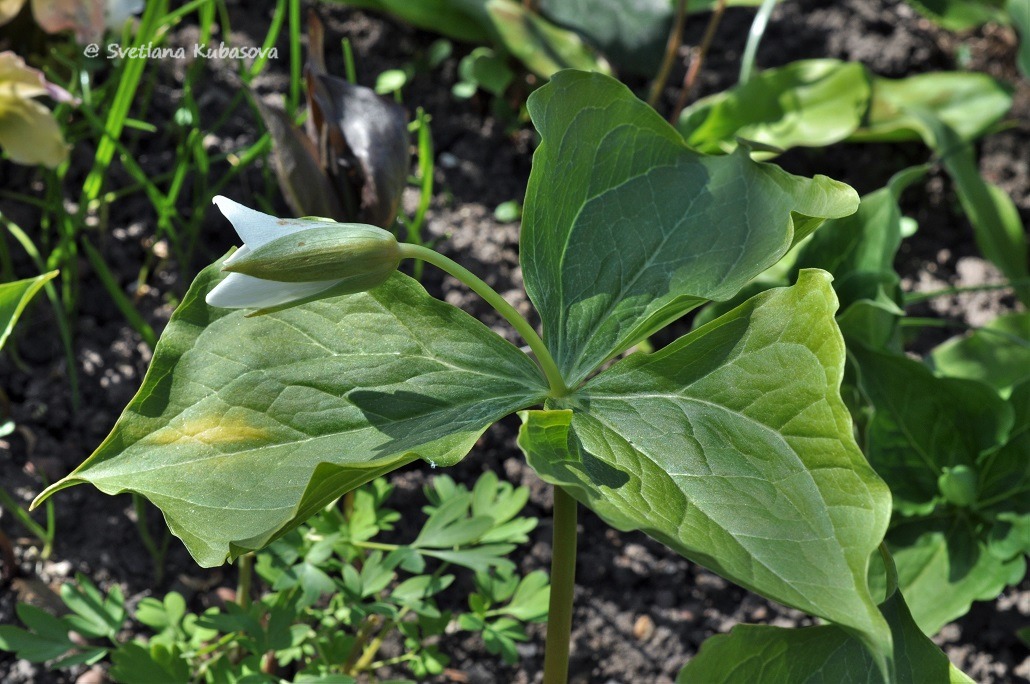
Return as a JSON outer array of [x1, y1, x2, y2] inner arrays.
[[30, 477, 81, 510]]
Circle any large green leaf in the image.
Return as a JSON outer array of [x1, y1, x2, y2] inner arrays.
[[851, 344, 1013, 514], [521, 70, 858, 386], [677, 570, 974, 683], [0, 271, 58, 351], [519, 271, 892, 662], [35, 259, 548, 566], [930, 312, 1030, 395], [677, 59, 872, 157]]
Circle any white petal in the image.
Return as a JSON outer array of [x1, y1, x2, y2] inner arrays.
[[222, 244, 251, 267], [206, 272, 340, 309], [212, 196, 315, 250]]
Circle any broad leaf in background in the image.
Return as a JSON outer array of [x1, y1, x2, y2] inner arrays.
[[852, 345, 1012, 513], [485, 0, 612, 78], [34, 259, 548, 566], [853, 346, 1028, 633], [930, 312, 1030, 395], [522, 70, 858, 385], [1009, 0, 1030, 77], [0, 270, 58, 350], [902, 0, 1008, 30], [329, 0, 492, 42], [848, 71, 1012, 144], [519, 272, 893, 664], [794, 166, 925, 349], [874, 516, 1027, 635], [331, 0, 611, 78], [537, 0, 671, 76], [676, 571, 974, 683], [910, 113, 1030, 307], [677, 60, 872, 157]]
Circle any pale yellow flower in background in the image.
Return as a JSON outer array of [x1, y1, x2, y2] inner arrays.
[[0, 0, 143, 44], [0, 51, 77, 168]]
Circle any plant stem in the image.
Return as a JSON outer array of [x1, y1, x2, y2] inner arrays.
[[648, 0, 689, 109], [543, 485, 578, 684], [671, 0, 727, 122], [133, 494, 168, 584], [738, 0, 779, 84], [237, 552, 253, 609], [398, 244, 569, 397], [353, 606, 412, 672], [903, 278, 1030, 305]]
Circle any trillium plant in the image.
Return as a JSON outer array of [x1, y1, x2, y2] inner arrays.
[[35, 71, 972, 682]]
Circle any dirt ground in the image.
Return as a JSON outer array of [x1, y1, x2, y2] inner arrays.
[[1, 0, 1027, 682]]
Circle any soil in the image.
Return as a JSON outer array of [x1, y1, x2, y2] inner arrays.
[[1, 0, 1028, 683]]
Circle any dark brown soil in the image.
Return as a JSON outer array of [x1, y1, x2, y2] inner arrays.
[[1, 1, 1027, 683]]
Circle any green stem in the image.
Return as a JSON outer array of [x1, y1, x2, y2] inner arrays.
[[237, 553, 253, 609], [543, 486, 578, 684], [903, 278, 1030, 305], [739, 0, 778, 84], [398, 244, 568, 396], [353, 606, 412, 672]]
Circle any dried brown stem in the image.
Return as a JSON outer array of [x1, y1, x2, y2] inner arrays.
[[647, 0, 689, 109], [671, 0, 728, 123]]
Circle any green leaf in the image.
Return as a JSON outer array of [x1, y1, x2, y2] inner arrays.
[[849, 71, 1012, 144], [109, 641, 190, 684], [457, 47, 513, 96], [503, 570, 550, 621], [537, 0, 671, 76], [851, 344, 1013, 514], [930, 312, 1030, 395], [135, 592, 187, 633], [421, 544, 516, 573], [677, 571, 973, 683], [328, 0, 492, 43], [902, 0, 1008, 30], [60, 575, 124, 641], [415, 494, 495, 548], [519, 271, 892, 664], [486, 0, 611, 77], [479, 616, 526, 664], [0, 605, 75, 663], [979, 380, 1030, 520], [1009, 0, 1030, 77], [37, 262, 547, 567], [0, 271, 58, 351], [522, 70, 859, 385], [876, 518, 1026, 635], [794, 167, 925, 349], [677, 60, 871, 157], [911, 114, 1030, 306], [795, 167, 925, 295]]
